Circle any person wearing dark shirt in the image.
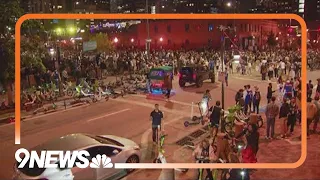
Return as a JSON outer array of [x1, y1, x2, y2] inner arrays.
[[236, 124, 260, 157], [150, 104, 163, 143], [287, 99, 298, 136], [209, 101, 222, 138], [235, 89, 244, 104], [316, 78, 320, 97], [307, 80, 313, 99], [279, 98, 290, 138], [267, 83, 275, 103], [253, 86, 261, 114]]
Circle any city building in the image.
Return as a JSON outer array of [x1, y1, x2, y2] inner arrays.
[[117, 0, 240, 14], [109, 20, 283, 50], [249, 0, 320, 21]]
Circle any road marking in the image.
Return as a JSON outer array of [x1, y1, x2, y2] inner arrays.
[[110, 98, 196, 116], [130, 94, 193, 107], [87, 108, 131, 122], [231, 76, 277, 84], [0, 104, 92, 128]]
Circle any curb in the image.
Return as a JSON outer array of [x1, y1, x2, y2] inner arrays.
[[0, 102, 91, 126]]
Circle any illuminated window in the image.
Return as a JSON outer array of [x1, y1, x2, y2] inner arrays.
[[299, 4, 304, 8], [299, 8, 304, 12], [208, 24, 213, 31], [57, 5, 62, 9]]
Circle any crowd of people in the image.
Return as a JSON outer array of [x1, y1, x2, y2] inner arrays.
[[145, 48, 319, 180], [21, 48, 310, 89]]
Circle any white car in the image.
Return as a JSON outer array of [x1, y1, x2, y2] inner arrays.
[[13, 133, 141, 180]]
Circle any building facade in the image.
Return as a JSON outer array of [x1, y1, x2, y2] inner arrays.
[[110, 20, 282, 50], [249, 0, 320, 21]]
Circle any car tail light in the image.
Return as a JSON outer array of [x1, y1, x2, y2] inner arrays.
[[193, 74, 196, 80]]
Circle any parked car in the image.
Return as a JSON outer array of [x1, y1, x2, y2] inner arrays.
[[13, 133, 141, 180], [178, 65, 215, 87]]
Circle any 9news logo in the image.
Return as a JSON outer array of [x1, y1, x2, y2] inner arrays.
[[15, 148, 113, 169]]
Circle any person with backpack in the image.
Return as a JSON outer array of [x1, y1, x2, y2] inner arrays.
[[313, 96, 320, 134], [253, 86, 261, 114], [244, 85, 253, 115]]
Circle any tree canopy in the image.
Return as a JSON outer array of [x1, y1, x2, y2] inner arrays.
[[84, 32, 114, 52], [0, 0, 47, 86], [267, 31, 277, 48]]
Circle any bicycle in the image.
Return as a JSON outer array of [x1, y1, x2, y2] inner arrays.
[[153, 126, 188, 173]]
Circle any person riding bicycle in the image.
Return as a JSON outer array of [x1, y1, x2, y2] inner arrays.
[[236, 124, 259, 163], [223, 153, 250, 180], [192, 139, 215, 180]]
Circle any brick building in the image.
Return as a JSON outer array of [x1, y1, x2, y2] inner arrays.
[[110, 19, 283, 50]]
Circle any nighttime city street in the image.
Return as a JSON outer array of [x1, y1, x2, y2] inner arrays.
[[0, 0, 320, 180]]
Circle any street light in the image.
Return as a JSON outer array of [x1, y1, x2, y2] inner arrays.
[[131, 38, 134, 43], [49, 48, 55, 55], [146, 0, 150, 60], [68, 27, 76, 34], [226, 2, 232, 7], [76, 1, 79, 5], [56, 28, 62, 35], [159, 37, 163, 42], [114, 37, 119, 43]]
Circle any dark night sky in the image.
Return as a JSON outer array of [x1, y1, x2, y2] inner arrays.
[[239, 0, 257, 12]]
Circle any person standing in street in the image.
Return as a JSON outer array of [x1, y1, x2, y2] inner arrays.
[[279, 98, 290, 138], [287, 99, 298, 136], [164, 74, 172, 101], [313, 96, 320, 134], [307, 80, 314, 99], [150, 104, 164, 144], [267, 83, 275, 103], [209, 101, 222, 138], [244, 85, 253, 115], [265, 96, 279, 139], [253, 86, 261, 114], [307, 97, 317, 137]]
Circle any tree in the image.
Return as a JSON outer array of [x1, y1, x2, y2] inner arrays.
[[87, 32, 114, 52], [267, 31, 277, 48], [0, 0, 47, 104]]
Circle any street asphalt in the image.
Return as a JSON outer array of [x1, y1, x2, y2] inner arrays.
[[0, 71, 319, 180]]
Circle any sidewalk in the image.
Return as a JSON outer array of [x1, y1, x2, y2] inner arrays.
[[0, 76, 122, 123]]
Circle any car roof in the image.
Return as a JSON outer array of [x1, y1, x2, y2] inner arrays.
[[32, 133, 101, 152]]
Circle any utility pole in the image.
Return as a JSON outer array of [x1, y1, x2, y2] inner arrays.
[[219, 25, 227, 133], [146, 0, 151, 60]]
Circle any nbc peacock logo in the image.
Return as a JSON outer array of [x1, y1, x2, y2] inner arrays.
[[89, 154, 113, 168]]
